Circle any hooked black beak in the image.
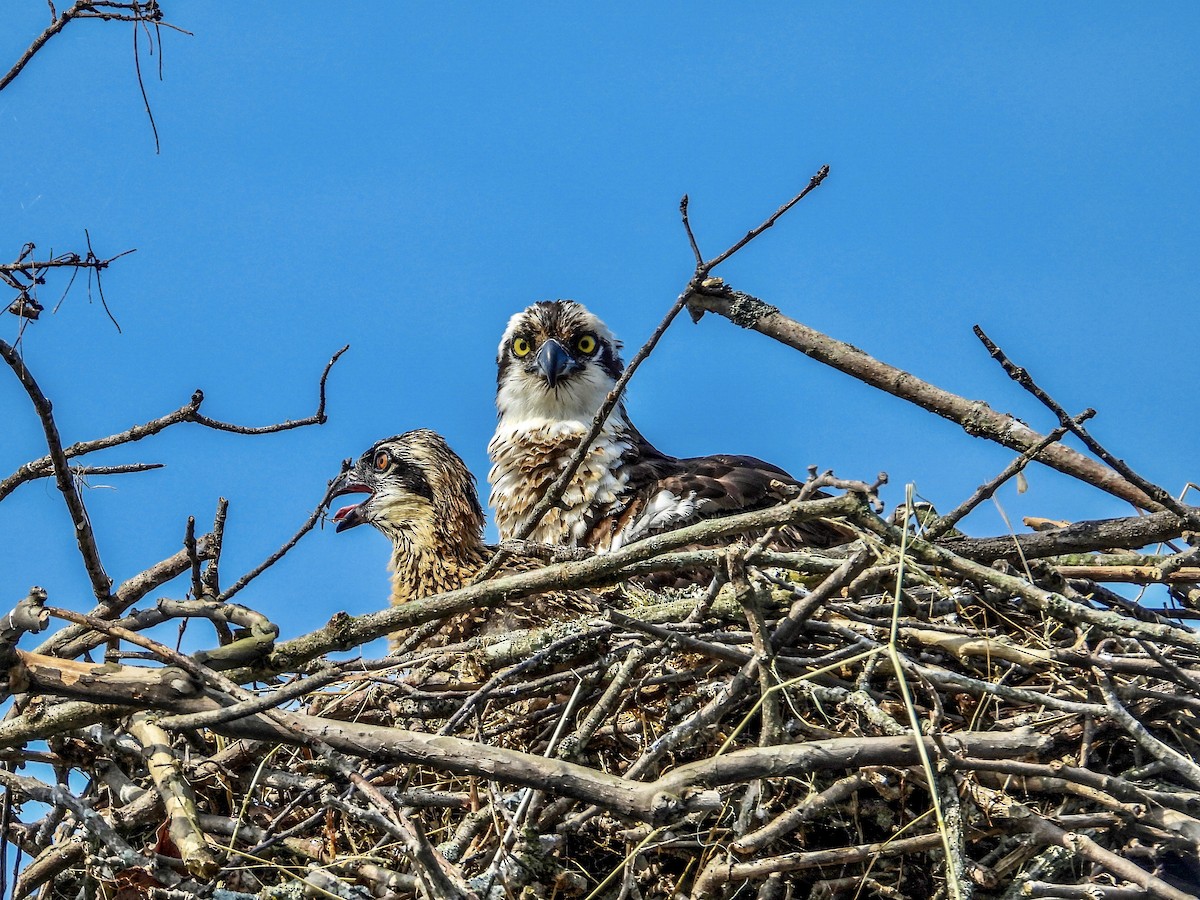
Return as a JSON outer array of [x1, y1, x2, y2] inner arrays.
[[535, 338, 579, 388], [328, 467, 372, 533]]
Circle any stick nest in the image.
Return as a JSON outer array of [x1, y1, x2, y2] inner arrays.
[[7, 510, 1200, 900]]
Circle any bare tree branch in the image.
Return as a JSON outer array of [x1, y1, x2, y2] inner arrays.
[[687, 280, 1162, 510], [0, 345, 349, 502], [0, 336, 113, 603], [1, 2, 177, 95], [975, 325, 1200, 528], [2, 243, 136, 326]]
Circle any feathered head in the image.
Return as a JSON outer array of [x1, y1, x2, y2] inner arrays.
[[328, 429, 485, 552], [495, 300, 625, 423]]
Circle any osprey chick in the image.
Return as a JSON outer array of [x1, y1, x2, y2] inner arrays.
[[329, 429, 599, 639], [488, 300, 849, 552]]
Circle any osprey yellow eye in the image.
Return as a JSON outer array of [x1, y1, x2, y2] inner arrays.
[[512, 337, 532, 357], [576, 334, 597, 355], [374, 451, 391, 471]]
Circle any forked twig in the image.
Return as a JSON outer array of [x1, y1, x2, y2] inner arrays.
[[923, 410, 1096, 540], [0, 345, 348, 502], [975, 325, 1198, 527]]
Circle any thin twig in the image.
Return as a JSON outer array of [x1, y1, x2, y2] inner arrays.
[[0, 345, 348, 502], [975, 326, 1196, 525], [680, 194, 703, 267], [0, 337, 112, 604], [190, 343, 348, 434], [129, 9, 160, 153], [706, 166, 830, 270], [924, 411, 1095, 540], [218, 486, 338, 603], [15, 462, 162, 484]]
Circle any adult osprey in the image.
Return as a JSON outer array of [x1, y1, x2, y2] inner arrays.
[[329, 429, 601, 640], [488, 300, 849, 552]]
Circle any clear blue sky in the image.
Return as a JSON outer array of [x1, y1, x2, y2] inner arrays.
[[2, 5, 1197, 646]]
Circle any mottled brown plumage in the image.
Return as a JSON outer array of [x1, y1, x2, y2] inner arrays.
[[329, 430, 603, 642], [488, 300, 853, 554]]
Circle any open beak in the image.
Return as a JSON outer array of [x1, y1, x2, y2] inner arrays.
[[535, 338, 579, 388], [328, 469, 372, 532]]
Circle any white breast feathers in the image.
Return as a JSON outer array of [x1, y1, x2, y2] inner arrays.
[[488, 419, 631, 547]]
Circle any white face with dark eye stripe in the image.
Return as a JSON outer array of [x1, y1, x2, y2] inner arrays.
[[495, 300, 625, 426], [328, 429, 484, 544]]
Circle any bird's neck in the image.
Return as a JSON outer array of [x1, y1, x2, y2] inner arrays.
[[386, 522, 487, 606], [488, 410, 637, 547]]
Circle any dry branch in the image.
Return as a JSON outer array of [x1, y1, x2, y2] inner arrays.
[[127, 712, 219, 879], [975, 326, 1199, 528], [1, 336, 114, 603], [1, 345, 347, 503], [687, 280, 1160, 511], [692, 832, 945, 900], [938, 510, 1199, 563], [1, 2, 164, 93]]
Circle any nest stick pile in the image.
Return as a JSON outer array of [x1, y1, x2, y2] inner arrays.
[[4, 487, 1200, 900]]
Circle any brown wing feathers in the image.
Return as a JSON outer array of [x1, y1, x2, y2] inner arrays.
[[607, 442, 849, 550]]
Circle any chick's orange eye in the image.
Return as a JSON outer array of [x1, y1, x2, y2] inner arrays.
[[374, 451, 390, 471], [512, 337, 532, 357], [577, 334, 597, 355]]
